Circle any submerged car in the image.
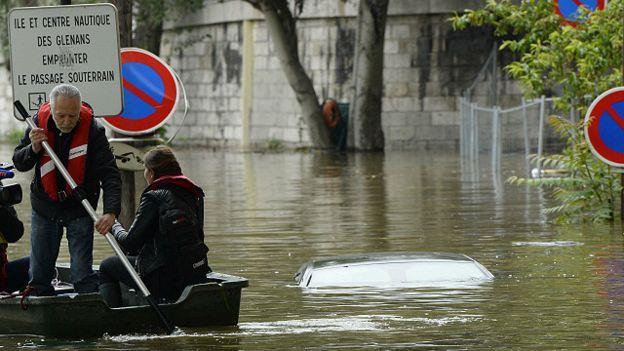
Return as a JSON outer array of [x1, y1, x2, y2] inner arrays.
[[294, 252, 494, 288]]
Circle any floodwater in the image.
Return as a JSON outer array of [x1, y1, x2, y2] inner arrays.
[[1, 143, 623, 350]]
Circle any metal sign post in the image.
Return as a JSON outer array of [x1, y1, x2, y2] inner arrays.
[[101, 47, 181, 227]]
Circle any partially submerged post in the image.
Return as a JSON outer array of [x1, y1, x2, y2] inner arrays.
[[110, 0, 137, 227], [98, 47, 182, 226]]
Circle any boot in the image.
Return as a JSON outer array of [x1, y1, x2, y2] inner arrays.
[[99, 282, 122, 308]]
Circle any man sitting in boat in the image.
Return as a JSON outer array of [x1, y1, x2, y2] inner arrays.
[[99, 145, 210, 307], [12, 84, 122, 296], [0, 201, 29, 293]]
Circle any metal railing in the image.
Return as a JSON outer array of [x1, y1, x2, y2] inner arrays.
[[459, 95, 572, 180], [458, 43, 577, 180]]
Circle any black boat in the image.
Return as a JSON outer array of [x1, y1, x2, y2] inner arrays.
[[0, 264, 248, 338]]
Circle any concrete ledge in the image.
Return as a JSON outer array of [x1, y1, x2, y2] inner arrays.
[[165, 0, 486, 29]]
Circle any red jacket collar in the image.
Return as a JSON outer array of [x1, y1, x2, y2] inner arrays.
[[145, 175, 204, 197]]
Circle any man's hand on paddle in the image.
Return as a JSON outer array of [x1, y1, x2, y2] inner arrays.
[[95, 213, 116, 235], [29, 128, 47, 154]]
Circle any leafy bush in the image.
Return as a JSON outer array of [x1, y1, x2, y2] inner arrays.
[[507, 116, 619, 223], [452, 0, 623, 111]]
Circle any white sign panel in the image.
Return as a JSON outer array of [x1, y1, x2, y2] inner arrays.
[[9, 4, 123, 117]]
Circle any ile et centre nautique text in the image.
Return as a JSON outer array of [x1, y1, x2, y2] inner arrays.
[[13, 13, 117, 86]]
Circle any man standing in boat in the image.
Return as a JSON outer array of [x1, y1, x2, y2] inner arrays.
[[12, 84, 121, 296]]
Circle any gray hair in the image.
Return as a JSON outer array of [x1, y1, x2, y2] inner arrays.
[[49, 84, 82, 112]]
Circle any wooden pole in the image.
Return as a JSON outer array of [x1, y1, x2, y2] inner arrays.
[[107, 0, 139, 228]]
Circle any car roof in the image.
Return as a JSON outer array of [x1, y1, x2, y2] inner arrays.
[[304, 252, 473, 270]]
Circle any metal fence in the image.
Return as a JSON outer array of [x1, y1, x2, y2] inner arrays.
[[459, 44, 577, 180]]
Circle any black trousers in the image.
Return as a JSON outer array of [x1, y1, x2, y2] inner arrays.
[[7, 256, 29, 292], [99, 256, 139, 290], [100, 256, 178, 303]]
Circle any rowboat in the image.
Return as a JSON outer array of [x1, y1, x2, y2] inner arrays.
[[0, 264, 248, 338]]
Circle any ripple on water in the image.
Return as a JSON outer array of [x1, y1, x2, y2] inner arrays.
[[236, 314, 483, 335], [512, 241, 584, 247], [371, 314, 484, 326], [238, 317, 380, 335], [104, 330, 211, 342]]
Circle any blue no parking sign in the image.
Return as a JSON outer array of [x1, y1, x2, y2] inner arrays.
[[585, 87, 624, 168], [102, 48, 179, 135], [554, 0, 605, 26]]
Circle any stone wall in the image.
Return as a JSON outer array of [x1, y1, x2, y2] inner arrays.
[[159, 0, 520, 150], [162, 23, 245, 146]]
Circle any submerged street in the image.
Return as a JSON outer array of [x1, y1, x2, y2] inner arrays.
[[1, 144, 622, 350]]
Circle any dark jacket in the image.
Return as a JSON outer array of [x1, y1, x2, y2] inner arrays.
[[0, 206, 24, 243], [0, 205, 24, 292], [111, 175, 209, 301], [12, 114, 121, 222]]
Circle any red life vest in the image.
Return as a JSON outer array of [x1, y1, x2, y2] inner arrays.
[[37, 102, 93, 202]]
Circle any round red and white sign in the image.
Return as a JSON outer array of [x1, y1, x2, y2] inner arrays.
[[101, 48, 179, 135], [584, 87, 624, 168]]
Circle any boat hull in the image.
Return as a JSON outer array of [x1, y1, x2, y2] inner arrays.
[[0, 272, 248, 338]]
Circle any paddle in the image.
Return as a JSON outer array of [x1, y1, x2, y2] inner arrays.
[[13, 100, 175, 335]]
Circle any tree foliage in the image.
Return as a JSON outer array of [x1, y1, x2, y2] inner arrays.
[[452, 0, 623, 222], [452, 0, 623, 115]]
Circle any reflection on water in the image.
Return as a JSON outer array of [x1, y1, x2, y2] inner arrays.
[[1, 143, 624, 350]]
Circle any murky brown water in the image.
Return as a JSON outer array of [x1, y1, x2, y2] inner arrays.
[[1, 143, 623, 350]]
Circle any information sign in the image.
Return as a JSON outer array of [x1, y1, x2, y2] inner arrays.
[[8, 4, 123, 116]]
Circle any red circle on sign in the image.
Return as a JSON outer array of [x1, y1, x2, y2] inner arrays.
[[102, 48, 179, 135], [584, 87, 624, 168]]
